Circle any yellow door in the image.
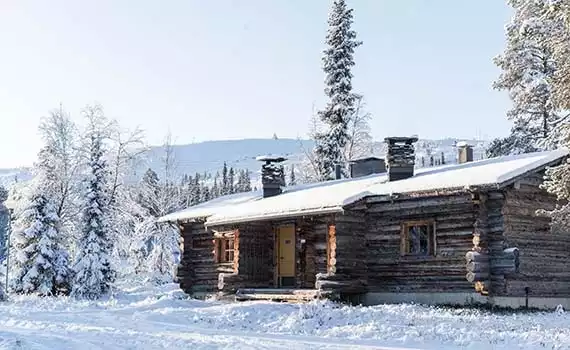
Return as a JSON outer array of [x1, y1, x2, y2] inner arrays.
[[278, 225, 295, 278]]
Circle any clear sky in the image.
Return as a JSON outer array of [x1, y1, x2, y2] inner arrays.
[[0, 0, 511, 168]]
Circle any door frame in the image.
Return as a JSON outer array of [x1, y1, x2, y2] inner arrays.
[[274, 223, 296, 288]]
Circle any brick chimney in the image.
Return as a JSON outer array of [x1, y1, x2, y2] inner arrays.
[[385, 136, 418, 181], [457, 142, 473, 164], [256, 155, 287, 198]]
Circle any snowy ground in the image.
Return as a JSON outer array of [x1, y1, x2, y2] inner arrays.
[[0, 282, 568, 350]]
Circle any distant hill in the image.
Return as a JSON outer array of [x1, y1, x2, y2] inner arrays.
[[1, 137, 489, 188], [0, 168, 33, 188]]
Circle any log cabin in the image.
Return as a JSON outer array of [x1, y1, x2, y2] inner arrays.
[[159, 138, 570, 309]]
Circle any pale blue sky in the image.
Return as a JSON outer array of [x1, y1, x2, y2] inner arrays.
[[0, 0, 511, 168]]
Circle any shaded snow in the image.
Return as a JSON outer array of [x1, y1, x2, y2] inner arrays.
[[0, 282, 568, 349]]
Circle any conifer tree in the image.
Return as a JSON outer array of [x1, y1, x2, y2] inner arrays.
[[72, 107, 115, 299], [221, 162, 229, 195], [11, 147, 71, 295], [243, 169, 252, 192], [314, 0, 362, 180], [228, 167, 235, 194], [0, 185, 9, 263], [491, 0, 565, 155], [289, 165, 296, 186]]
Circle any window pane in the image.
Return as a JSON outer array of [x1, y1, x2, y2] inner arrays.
[[408, 225, 429, 255]]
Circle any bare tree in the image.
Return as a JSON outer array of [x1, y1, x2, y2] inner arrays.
[[343, 95, 373, 163], [38, 104, 81, 235]]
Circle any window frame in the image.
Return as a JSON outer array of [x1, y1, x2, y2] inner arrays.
[[400, 220, 436, 257], [213, 230, 239, 271]]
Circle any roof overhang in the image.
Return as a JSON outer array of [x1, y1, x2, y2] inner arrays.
[[205, 206, 343, 227]]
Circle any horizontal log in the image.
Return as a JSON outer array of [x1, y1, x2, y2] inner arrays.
[[466, 272, 489, 283]]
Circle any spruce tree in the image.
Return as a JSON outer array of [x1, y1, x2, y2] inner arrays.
[[289, 165, 296, 186], [221, 162, 229, 195], [314, 0, 362, 180], [0, 185, 8, 263], [11, 147, 71, 295], [243, 169, 252, 192], [72, 131, 115, 299], [491, 0, 563, 154], [228, 167, 235, 194]]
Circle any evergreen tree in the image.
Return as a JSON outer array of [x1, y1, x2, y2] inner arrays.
[[201, 185, 211, 202], [492, 0, 563, 153], [11, 147, 71, 295], [243, 169, 252, 192], [190, 173, 201, 205], [221, 162, 229, 195], [314, 0, 362, 180], [212, 175, 220, 198], [139, 168, 160, 217], [72, 123, 115, 299], [0, 185, 9, 263], [228, 167, 235, 194], [541, 123, 570, 227], [289, 165, 296, 186]]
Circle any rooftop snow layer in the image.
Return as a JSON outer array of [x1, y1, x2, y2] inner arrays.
[[204, 150, 567, 226], [160, 150, 567, 226], [157, 190, 262, 223]]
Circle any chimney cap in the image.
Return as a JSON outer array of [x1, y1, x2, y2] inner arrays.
[[256, 155, 287, 163], [456, 141, 471, 148], [349, 156, 383, 163], [384, 136, 419, 143]]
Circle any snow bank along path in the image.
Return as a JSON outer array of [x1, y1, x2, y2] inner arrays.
[[0, 282, 568, 349]]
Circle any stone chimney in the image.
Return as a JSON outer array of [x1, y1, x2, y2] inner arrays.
[[256, 155, 287, 198], [457, 142, 473, 164], [384, 136, 418, 181]]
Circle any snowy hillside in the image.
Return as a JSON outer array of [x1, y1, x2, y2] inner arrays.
[[0, 168, 32, 188], [0, 138, 489, 187]]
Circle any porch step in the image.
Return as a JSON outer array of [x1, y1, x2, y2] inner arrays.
[[235, 288, 321, 302]]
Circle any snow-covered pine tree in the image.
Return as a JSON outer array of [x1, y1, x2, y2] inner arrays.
[[0, 185, 8, 299], [72, 113, 115, 299], [190, 174, 201, 205], [289, 165, 296, 186], [221, 162, 229, 195], [0, 185, 9, 263], [492, 0, 565, 155], [540, 121, 570, 227], [11, 147, 71, 296], [314, 0, 362, 180], [212, 175, 220, 199], [228, 167, 235, 194], [243, 169, 252, 192]]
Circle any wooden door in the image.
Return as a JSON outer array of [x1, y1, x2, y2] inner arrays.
[[277, 225, 295, 286]]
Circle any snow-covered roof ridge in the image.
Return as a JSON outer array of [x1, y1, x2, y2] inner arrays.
[[159, 149, 568, 225]]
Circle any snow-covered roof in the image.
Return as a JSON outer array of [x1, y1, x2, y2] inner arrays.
[[159, 150, 567, 226], [157, 190, 262, 223]]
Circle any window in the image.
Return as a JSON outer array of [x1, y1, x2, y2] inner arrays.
[[401, 221, 436, 256], [213, 229, 239, 268], [215, 238, 235, 263]]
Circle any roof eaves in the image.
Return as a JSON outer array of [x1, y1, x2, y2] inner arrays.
[[205, 206, 344, 227]]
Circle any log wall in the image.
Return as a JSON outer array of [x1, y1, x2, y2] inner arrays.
[[316, 211, 367, 294], [177, 220, 227, 295], [362, 193, 477, 293], [498, 173, 570, 297]]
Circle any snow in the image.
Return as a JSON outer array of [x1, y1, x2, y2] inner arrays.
[[204, 150, 567, 226], [0, 281, 568, 349], [157, 190, 262, 223]]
